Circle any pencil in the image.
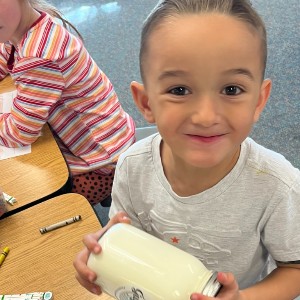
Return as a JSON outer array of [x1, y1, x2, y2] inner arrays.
[[39, 215, 82, 234]]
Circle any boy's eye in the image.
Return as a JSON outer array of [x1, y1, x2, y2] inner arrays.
[[169, 86, 190, 96], [222, 86, 243, 96]]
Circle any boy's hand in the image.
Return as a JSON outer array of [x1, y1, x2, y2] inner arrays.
[[73, 211, 131, 295], [190, 272, 243, 300]]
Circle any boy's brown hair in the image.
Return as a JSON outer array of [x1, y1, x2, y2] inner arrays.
[[139, 0, 267, 81]]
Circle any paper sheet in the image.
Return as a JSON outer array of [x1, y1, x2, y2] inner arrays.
[[0, 145, 31, 160], [0, 89, 17, 113], [0, 90, 31, 160]]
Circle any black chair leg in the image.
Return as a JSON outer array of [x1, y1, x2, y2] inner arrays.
[[101, 195, 112, 207]]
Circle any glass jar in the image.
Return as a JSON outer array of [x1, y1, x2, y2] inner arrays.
[[88, 223, 221, 299]]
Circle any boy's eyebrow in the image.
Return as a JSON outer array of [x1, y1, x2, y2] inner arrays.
[[158, 70, 188, 80], [222, 68, 255, 81], [158, 69, 255, 81]]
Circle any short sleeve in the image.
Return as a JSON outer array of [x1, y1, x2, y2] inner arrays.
[[262, 174, 300, 262], [109, 156, 144, 230]]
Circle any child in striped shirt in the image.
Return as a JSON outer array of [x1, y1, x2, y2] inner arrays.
[[0, 0, 135, 205]]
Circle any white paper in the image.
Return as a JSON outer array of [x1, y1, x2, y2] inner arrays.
[[0, 145, 31, 160], [0, 90, 17, 113]]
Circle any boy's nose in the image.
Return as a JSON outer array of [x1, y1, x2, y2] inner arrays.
[[190, 97, 219, 127]]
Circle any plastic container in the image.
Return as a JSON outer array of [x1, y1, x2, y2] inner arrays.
[[87, 223, 221, 299]]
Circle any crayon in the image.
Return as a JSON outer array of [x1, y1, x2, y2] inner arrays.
[[0, 246, 10, 267], [39, 215, 81, 234]]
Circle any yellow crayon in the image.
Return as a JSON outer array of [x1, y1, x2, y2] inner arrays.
[[0, 246, 9, 267]]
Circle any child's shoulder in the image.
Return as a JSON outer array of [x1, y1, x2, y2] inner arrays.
[[19, 13, 81, 61], [117, 132, 160, 164], [245, 137, 300, 186]]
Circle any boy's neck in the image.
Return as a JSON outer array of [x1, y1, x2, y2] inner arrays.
[[161, 143, 241, 197]]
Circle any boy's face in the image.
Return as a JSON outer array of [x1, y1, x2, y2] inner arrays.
[[132, 13, 271, 171]]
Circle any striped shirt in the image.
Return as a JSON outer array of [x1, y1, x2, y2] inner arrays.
[[0, 13, 135, 175]]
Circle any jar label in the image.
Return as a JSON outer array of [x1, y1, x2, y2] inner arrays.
[[115, 286, 151, 300]]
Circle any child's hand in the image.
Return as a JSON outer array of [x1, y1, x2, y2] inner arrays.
[[73, 211, 131, 295], [190, 272, 243, 300]]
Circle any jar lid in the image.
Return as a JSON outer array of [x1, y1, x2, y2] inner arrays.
[[202, 272, 222, 296]]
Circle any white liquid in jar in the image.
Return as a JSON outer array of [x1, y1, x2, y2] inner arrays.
[[88, 223, 220, 299]]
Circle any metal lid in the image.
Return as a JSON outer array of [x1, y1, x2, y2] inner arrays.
[[202, 272, 222, 297]]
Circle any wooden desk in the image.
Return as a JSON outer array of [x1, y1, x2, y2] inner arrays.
[[0, 193, 113, 300], [0, 124, 70, 216], [0, 75, 15, 92], [0, 76, 70, 216]]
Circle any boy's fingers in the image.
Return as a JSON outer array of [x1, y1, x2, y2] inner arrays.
[[107, 211, 131, 226], [85, 211, 131, 246], [190, 294, 206, 300], [190, 273, 238, 300], [73, 249, 102, 294], [217, 272, 235, 285], [75, 273, 102, 295], [82, 212, 131, 252], [73, 248, 97, 282], [217, 272, 239, 294], [82, 232, 102, 253], [74, 212, 131, 295]]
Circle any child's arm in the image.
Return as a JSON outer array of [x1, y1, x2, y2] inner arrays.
[[73, 212, 131, 295], [191, 264, 300, 300], [0, 62, 64, 147], [240, 263, 300, 300]]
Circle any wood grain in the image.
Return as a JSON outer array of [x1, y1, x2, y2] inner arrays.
[[0, 193, 113, 299], [0, 124, 70, 213], [0, 75, 15, 92]]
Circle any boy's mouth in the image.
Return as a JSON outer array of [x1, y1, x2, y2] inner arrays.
[[187, 134, 226, 143]]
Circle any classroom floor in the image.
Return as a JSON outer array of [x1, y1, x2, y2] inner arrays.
[[48, 0, 300, 224]]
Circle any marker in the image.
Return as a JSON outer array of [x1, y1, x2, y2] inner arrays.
[[0, 246, 9, 267], [39, 215, 82, 234]]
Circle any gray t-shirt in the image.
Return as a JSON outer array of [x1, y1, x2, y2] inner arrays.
[[110, 134, 300, 289]]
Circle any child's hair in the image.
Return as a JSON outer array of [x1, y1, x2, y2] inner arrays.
[[139, 0, 267, 81], [28, 0, 83, 40]]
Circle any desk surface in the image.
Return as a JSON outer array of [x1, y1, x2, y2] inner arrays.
[[0, 193, 113, 300], [0, 124, 70, 214], [0, 76, 70, 215], [0, 75, 15, 92]]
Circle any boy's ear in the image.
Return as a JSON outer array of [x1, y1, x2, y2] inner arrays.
[[130, 81, 155, 124], [254, 79, 272, 123]]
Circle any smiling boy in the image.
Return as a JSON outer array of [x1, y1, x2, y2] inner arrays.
[[74, 1, 300, 299]]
